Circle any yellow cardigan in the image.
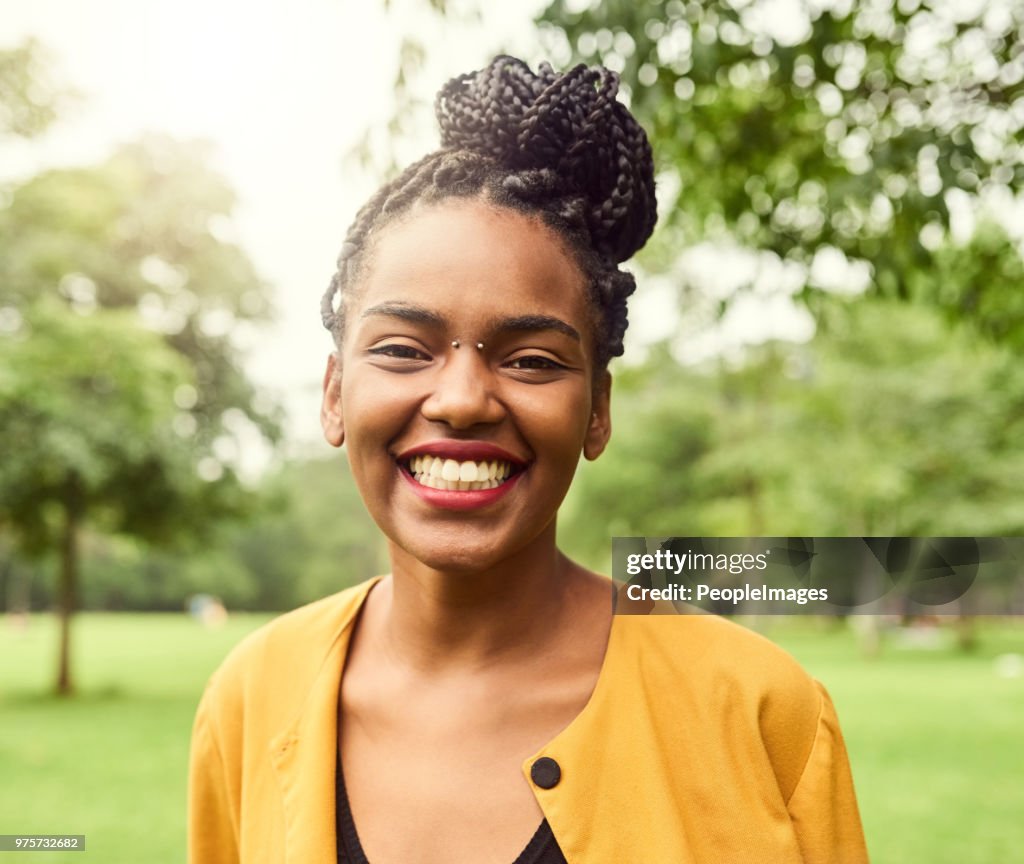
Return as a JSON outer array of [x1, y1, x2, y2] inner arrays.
[[188, 578, 868, 863]]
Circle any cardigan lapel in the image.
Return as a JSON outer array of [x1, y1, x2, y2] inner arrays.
[[269, 578, 379, 864]]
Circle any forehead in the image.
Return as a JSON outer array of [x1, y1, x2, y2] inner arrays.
[[353, 200, 589, 333]]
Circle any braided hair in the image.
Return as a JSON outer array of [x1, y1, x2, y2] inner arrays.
[[320, 55, 657, 369]]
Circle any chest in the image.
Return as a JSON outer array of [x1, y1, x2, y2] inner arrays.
[[337, 670, 587, 864]]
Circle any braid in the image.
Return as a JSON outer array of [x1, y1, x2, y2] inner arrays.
[[321, 151, 447, 342], [321, 55, 657, 368]]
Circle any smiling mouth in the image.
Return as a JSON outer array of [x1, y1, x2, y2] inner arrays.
[[402, 455, 522, 491]]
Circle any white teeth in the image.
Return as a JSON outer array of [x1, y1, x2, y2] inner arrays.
[[407, 455, 517, 491]]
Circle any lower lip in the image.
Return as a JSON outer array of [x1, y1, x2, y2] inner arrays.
[[400, 467, 523, 511]]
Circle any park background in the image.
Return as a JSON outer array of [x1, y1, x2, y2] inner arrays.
[[1, 0, 1023, 860]]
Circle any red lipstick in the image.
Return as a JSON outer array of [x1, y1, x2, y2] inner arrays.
[[399, 469, 523, 510]]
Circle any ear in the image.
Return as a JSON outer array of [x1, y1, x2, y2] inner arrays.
[[583, 370, 612, 461], [320, 352, 345, 448]]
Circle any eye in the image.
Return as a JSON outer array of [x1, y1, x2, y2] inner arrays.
[[367, 343, 430, 361], [505, 354, 568, 371]]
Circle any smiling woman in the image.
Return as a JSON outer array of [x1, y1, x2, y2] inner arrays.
[[327, 203, 608, 572], [187, 56, 868, 864]]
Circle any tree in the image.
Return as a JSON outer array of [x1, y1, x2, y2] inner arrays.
[[0, 47, 281, 691], [359, 0, 1024, 360], [559, 298, 1024, 569], [0, 134, 281, 449], [62, 453, 383, 614], [229, 456, 384, 610], [535, 0, 1024, 343], [0, 302, 199, 693]]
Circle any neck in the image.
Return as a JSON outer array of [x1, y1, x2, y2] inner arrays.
[[371, 524, 584, 673]]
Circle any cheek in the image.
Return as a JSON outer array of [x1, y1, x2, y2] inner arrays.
[[339, 377, 405, 478], [515, 385, 593, 458]]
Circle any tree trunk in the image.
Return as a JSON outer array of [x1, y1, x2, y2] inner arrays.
[[955, 616, 977, 652], [56, 502, 79, 696]]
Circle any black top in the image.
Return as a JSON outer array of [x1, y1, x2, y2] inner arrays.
[[336, 759, 568, 864]]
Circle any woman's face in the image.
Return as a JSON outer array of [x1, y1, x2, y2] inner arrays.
[[321, 199, 612, 573]]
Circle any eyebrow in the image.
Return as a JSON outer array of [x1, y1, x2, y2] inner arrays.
[[360, 304, 580, 342], [494, 315, 580, 342], [360, 302, 447, 327]]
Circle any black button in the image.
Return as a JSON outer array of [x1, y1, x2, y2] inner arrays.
[[530, 757, 561, 789]]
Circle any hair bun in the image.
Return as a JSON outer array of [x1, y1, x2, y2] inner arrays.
[[435, 55, 656, 263]]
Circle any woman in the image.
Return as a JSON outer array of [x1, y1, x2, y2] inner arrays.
[[189, 56, 868, 864]]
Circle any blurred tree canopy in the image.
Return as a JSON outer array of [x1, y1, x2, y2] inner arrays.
[[0, 303, 200, 692], [0, 43, 281, 690], [535, 0, 1024, 549], [0, 39, 67, 140], [0, 301, 199, 553], [560, 298, 1024, 569], [8, 454, 382, 615], [375, 1, 1024, 338], [0, 134, 281, 449], [535, 0, 1024, 342]]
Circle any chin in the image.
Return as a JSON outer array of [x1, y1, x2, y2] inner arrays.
[[390, 519, 552, 575], [398, 538, 509, 574]]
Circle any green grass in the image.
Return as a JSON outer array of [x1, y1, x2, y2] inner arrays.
[[1, 613, 1022, 863], [758, 617, 1024, 864], [0, 613, 273, 864]]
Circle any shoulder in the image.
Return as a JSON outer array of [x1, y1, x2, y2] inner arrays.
[[187, 581, 379, 858], [196, 578, 378, 727], [613, 613, 825, 796], [617, 611, 815, 688]]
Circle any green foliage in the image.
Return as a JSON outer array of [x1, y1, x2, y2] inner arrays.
[[227, 455, 383, 609], [76, 533, 259, 612], [0, 50, 282, 689], [0, 134, 281, 447], [0, 131, 281, 568], [0, 302, 197, 551], [4, 454, 383, 613], [536, 0, 1024, 341], [560, 299, 1024, 569], [0, 39, 67, 139]]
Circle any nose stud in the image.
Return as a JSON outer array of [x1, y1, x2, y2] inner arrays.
[[451, 340, 460, 349], [450, 341, 486, 350]]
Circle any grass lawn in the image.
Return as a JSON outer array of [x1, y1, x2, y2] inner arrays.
[[0, 612, 273, 864], [760, 617, 1024, 864], [1, 611, 1022, 863]]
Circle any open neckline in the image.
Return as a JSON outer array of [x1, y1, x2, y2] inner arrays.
[[345, 575, 624, 762], [331, 576, 623, 861], [334, 754, 563, 864]]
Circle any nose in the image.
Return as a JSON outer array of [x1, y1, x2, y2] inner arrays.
[[420, 351, 504, 430]]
